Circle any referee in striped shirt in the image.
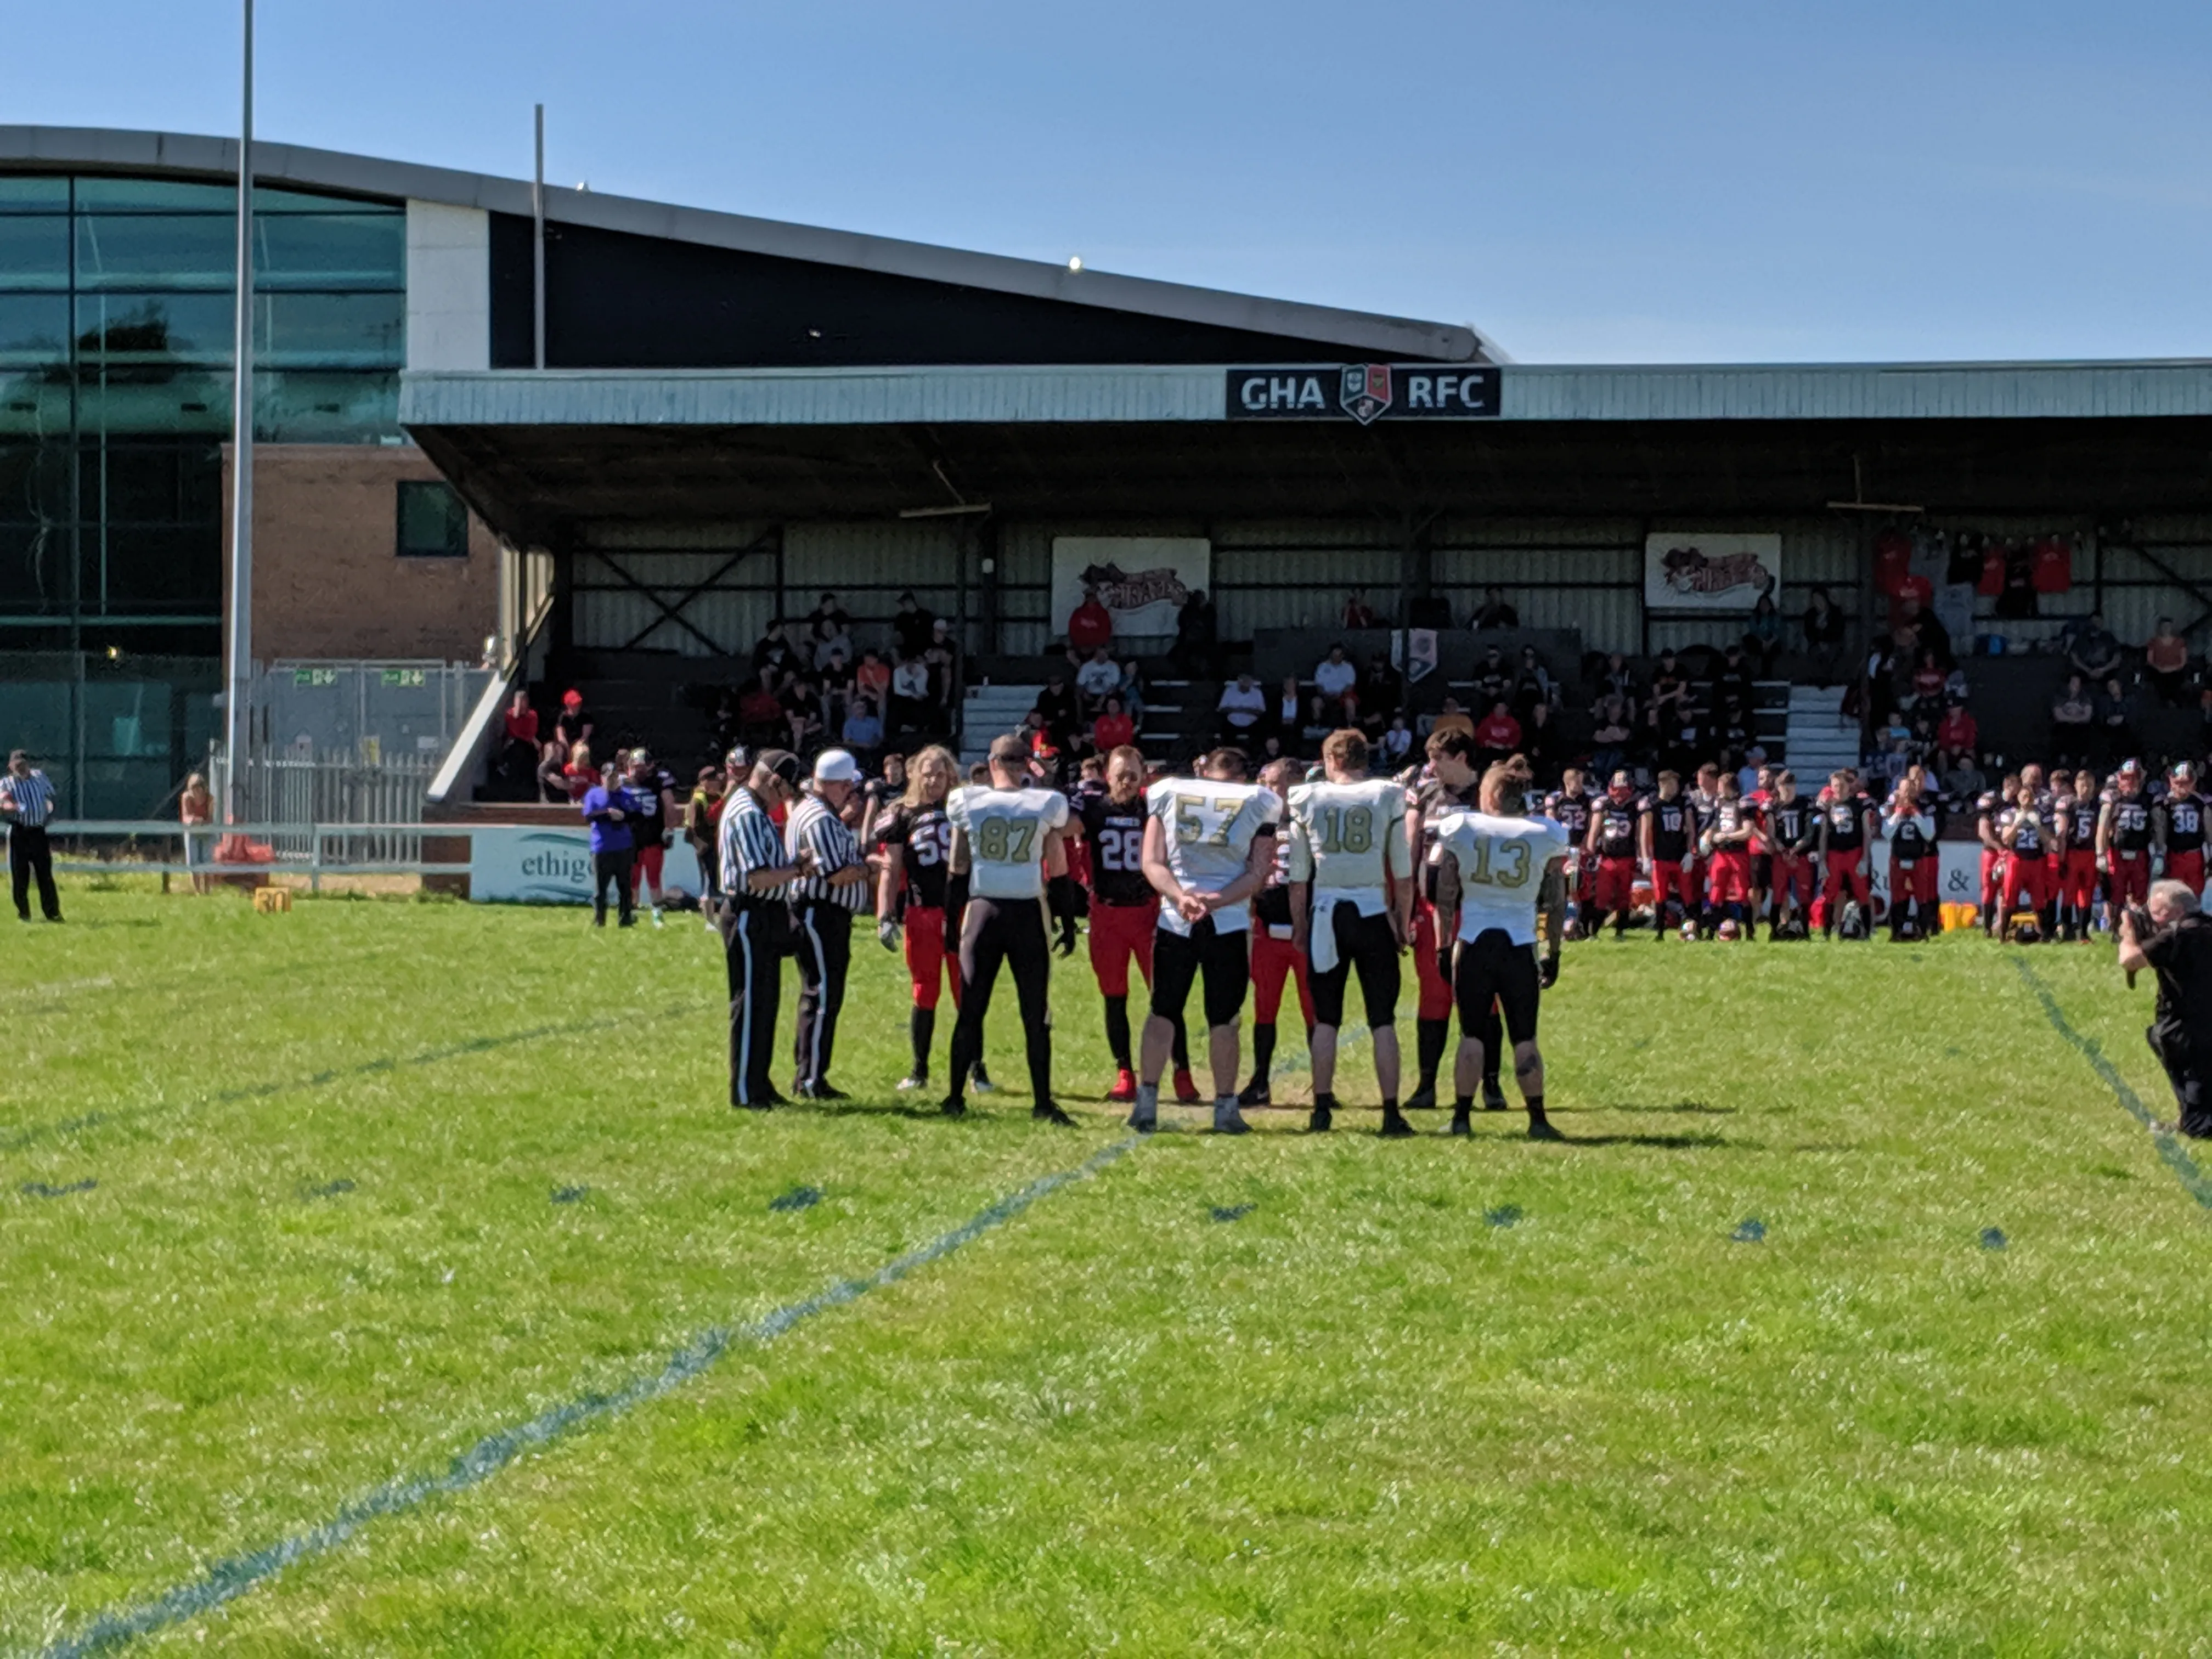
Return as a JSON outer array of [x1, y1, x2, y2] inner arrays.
[[717, 749, 812, 1109], [2, 749, 61, 923], [787, 748, 874, 1098]]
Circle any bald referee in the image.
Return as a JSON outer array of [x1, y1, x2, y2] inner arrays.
[[717, 749, 812, 1110], [2, 749, 61, 923], [787, 748, 873, 1099]]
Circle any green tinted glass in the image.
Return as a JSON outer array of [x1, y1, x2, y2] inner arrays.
[[76, 216, 235, 289], [0, 295, 71, 366], [0, 218, 69, 290], [0, 177, 71, 212], [255, 369, 400, 442], [72, 177, 233, 212], [75, 294, 235, 364], [259, 291, 404, 366], [252, 214, 404, 290], [75, 368, 234, 437]]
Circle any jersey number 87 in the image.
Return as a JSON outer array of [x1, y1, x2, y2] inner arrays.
[[974, 817, 1037, 862]]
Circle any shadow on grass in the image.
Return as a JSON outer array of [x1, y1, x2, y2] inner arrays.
[[1601, 1100, 1737, 1115], [1549, 1131, 1756, 1150], [0, 1000, 712, 1155]]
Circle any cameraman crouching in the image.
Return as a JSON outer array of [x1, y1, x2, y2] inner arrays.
[[2117, 879, 2212, 1138]]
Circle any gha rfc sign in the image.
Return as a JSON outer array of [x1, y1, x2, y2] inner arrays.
[[1226, 364, 1502, 424]]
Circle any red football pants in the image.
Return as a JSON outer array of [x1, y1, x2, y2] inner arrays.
[[1592, 855, 1638, 913], [2058, 849, 2099, 911], [2108, 853, 2150, 907], [1981, 850, 2004, 913], [1888, 856, 1938, 905], [1251, 927, 1316, 1028], [2000, 855, 2051, 916], [1707, 848, 1753, 904], [630, 841, 665, 894], [1769, 852, 1812, 912], [1087, 901, 1156, 998], [902, 905, 962, 1011], [1652, 860, 1698, 913], [1822, 848, 1870, 906], [2170, 849, 2206, 897]]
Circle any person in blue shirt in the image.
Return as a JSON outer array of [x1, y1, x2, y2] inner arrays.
[[580, 761, 638, 927]]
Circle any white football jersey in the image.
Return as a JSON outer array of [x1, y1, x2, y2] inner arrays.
[[947, 786, 1069, 899], [1147, 778, 1280, 935], [1286, 778, 1414, 903], [1434, 810, 1571, 946]]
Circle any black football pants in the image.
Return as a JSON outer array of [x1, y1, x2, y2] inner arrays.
[[947, 898, 1053, 1105]]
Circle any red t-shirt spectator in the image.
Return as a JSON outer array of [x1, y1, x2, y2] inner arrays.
[[1977, 545, 2007, 596], [1474, 709, 1522, 752], [1093, 712, 1136, 751], [2031, 537, 2073, 594], [1874, 530, 1912, 597], [503, 706, 539, 744], [562, 764, 596, 804], [1936, 707, 1977, 754], [1342, 598, 1378, 629], [1068, 597, 1113, 653], [1888, 574, 1933, 625]]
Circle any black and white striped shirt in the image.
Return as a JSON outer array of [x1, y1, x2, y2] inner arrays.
[[786, 793, 868, 911], [717, 788, 785, 900], [1, 769, 56, 827]]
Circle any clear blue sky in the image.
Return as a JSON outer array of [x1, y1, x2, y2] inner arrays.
[[8, 0, 2208, 362]]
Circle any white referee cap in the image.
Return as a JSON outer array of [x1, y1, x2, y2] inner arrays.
[[813, 748, 863, 783]]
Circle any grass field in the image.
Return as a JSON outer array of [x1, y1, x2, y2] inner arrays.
[[6, 881, 2212, 1656]]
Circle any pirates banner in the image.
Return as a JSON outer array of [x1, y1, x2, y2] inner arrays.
[[1226, 364, 1502, 424], [1644, 532, 1782, 614]]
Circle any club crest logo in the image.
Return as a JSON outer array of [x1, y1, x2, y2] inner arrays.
[[1339, 364, 1393, 425]]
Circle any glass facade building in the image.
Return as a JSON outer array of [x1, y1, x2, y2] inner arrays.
[[0, 173, 404, 815]]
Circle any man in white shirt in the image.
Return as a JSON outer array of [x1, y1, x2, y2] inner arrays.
[[1216, 673, 1267, 743], [1132, 748, 1280, 1133], [1432, 756, 1570, 1139], [1312, 645, 1358, 726], [943, 733, 1080, 1122], [1075, 646, 1121, 713], [1286, 729, 1415, 1134]]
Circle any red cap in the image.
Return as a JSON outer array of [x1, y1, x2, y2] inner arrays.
[[562, 689, 583, 706]]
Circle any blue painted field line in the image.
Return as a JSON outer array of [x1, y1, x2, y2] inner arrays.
[[2012, 957, 2212, 1212], [34, 1136, 1137, 1659]]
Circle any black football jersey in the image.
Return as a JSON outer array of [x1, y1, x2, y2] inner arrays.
[[2109, 795, 2153, 852], [1890, 808, 1934, 860], [1645, 797, 1694, 860], [1547, 788, 1595, 846], [2160, 792, 2205, 854], [1713, 799, 1753, 842], [1767, 798, 1813, 852], [1592, 798, 1639, 859], [2001, 805, 2045, 855], [1080, 793, 1153, 906], [1414, 775, 1482, 901], [877, 804, 954, 910], [2066, 798, 2100, 848], [1822, 795, 1867, 853]]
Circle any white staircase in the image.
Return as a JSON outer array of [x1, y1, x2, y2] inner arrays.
[[1784, 684, 1859, 778], [960, 684, 1042, 765]]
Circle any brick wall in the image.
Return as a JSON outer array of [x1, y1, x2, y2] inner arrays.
[[220, 444, 500, 662]]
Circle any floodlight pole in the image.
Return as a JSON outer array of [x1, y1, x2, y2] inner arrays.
[[533, 104, 546, 370], [222, 0, 256, 824]]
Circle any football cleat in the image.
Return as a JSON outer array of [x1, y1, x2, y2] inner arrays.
[[1236, 1077, 1272, 1107], [969, 1067, 997, 1094], [896, 1073, 929, 1092], [1212, 1101, 1251, 1135], [939, 1097, 967, 1118], [1449, 1107, 1473, 1136], [1528, 1116, 1565, 1142], [1307, 1103, 1333, 1133], [1032, 1101, 1076, 1126], [1378, 1108, 1417, 1139], [1106, 1068, 1138, 1103], [1126, 1087, 1158, 1133], [1173, 1068, 1202, 1104], [1403, 1082, 1438, 1110], [1481, 1080, 1509, 1113]]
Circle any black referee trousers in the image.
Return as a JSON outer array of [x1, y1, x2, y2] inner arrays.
[[10, 825, 60, 922], [720, 898, 788, 1107], [792, 899, 855, 1091]]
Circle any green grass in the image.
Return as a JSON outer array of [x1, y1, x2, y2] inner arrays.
[[5, 883, 2211, 1655]]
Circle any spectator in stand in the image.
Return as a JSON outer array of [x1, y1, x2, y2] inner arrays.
[[498, 690, 539, 794], [1115, 657, 1147, 724], [1944, 751, 1985, 801], [1274, 674, 1305, 740], [819, 646, 854, 726], [923, 618, 961, 707], [1429, 697, 1475, 741], [1380, 715, 1414, 768], [1312, 644, 1358, 726], [1649, 649, 1690, 728], [753, 619, 800, 679], [738, 669, 786, 748], [1908, 649, 1946, 709], [1513, 645, 1557, 720], [2147, 617, 2191, 704], [1217, 672, 1268, 743], [1521, 701, 1556, 775], [2069, 613, 2123, 685], [806, 591, 851, 652], [1356, 653, 1402, 737], [1341, 588, 1379, 629], [1171, 588, 1218, 678], [1474, 699, 1522, 765], [2098, 674, 2137, 764], [1092, 695, 1137, 753], [535, 738, 568, 803], [554, 688, 592, 751], [1597, 651, 1638, 716], [1068, 585, 1114, 656], [889, 654, 931, 738], [1590, 697, 1633, 775], [562, 741, 598, 804], [1896, 592, 1950, 666], [1075, 646, 1121, 718], [1936, 701, 1978, 762], [782, 675, 827, 756], [1714, 642, 1755, 723], [1746, 593, 1783, 675], [1472, 646, 1510, 711], [2051, 673, 2096, 760], [855, 647, 891, 713], [1034, 671, 1080, 751], [892, 591, 934, 659], [1802, 586, 1846, 687], [842, 694, 884, 762], [1472, 585, 1518, 630]]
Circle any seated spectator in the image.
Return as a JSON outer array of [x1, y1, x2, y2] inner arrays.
[[1472, 585, 1518, 630], [1275, 675, 1305, 739], [1474, 700, 1522, 762], [1896, 594, 1949, 666], [888, 654, 931, 738], [1590, 697, 1633, 775], [2069, 613, 2122, 684], [1596, 651, 1637, 715], [1648, 650, 1690, 727], [2147, 617, 2191, 704], [1312, 645, 1358, 726], [1356, 654, 1403, 735], [498, 691, 539, 793], [554, 687, 592, 751], [891, 590, 934, 658], [1171, 588, 1218, 678], [841, 694, 884, 759], [806, 590, 850, 649], [2051, 673, 2096, 754], [1908, 649, 1946, 709], [782, 676, 826, 754], [1943, 753, 1985, 800], [1035, 672, 1079, 749], [1472, 646, 1510, 710], [535, 737, 569, 803], [1429, 697, 1475, 740], [1217, 672, 1268, 742], [1115, 657, 1147, 722], [561, 741, 598, 804], [1092, 696, 1137, 753], [2098, 675, 2136, 762], [1746, 594, 1783, 674], [1513, 645, 1557, 719], [855, 647, 892, 710], [1944, 663, 1972, 704], [1068, 585, 1114, 655], [753, 619, 799, 679], [1380, 715, 1413, 768], [738, 670, 787, 747], [1714, 641, 1755, 720], [1341, 588, 1379, 629], [1936, 702, 1978, 758], [1521, 701, 1555, 774], [1075, 646, 1121, 715], [818, 647, 853, 724], [813, 623, 854, 675], [1802, 586, 1846, 687], [923, 618, 962, 703]]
